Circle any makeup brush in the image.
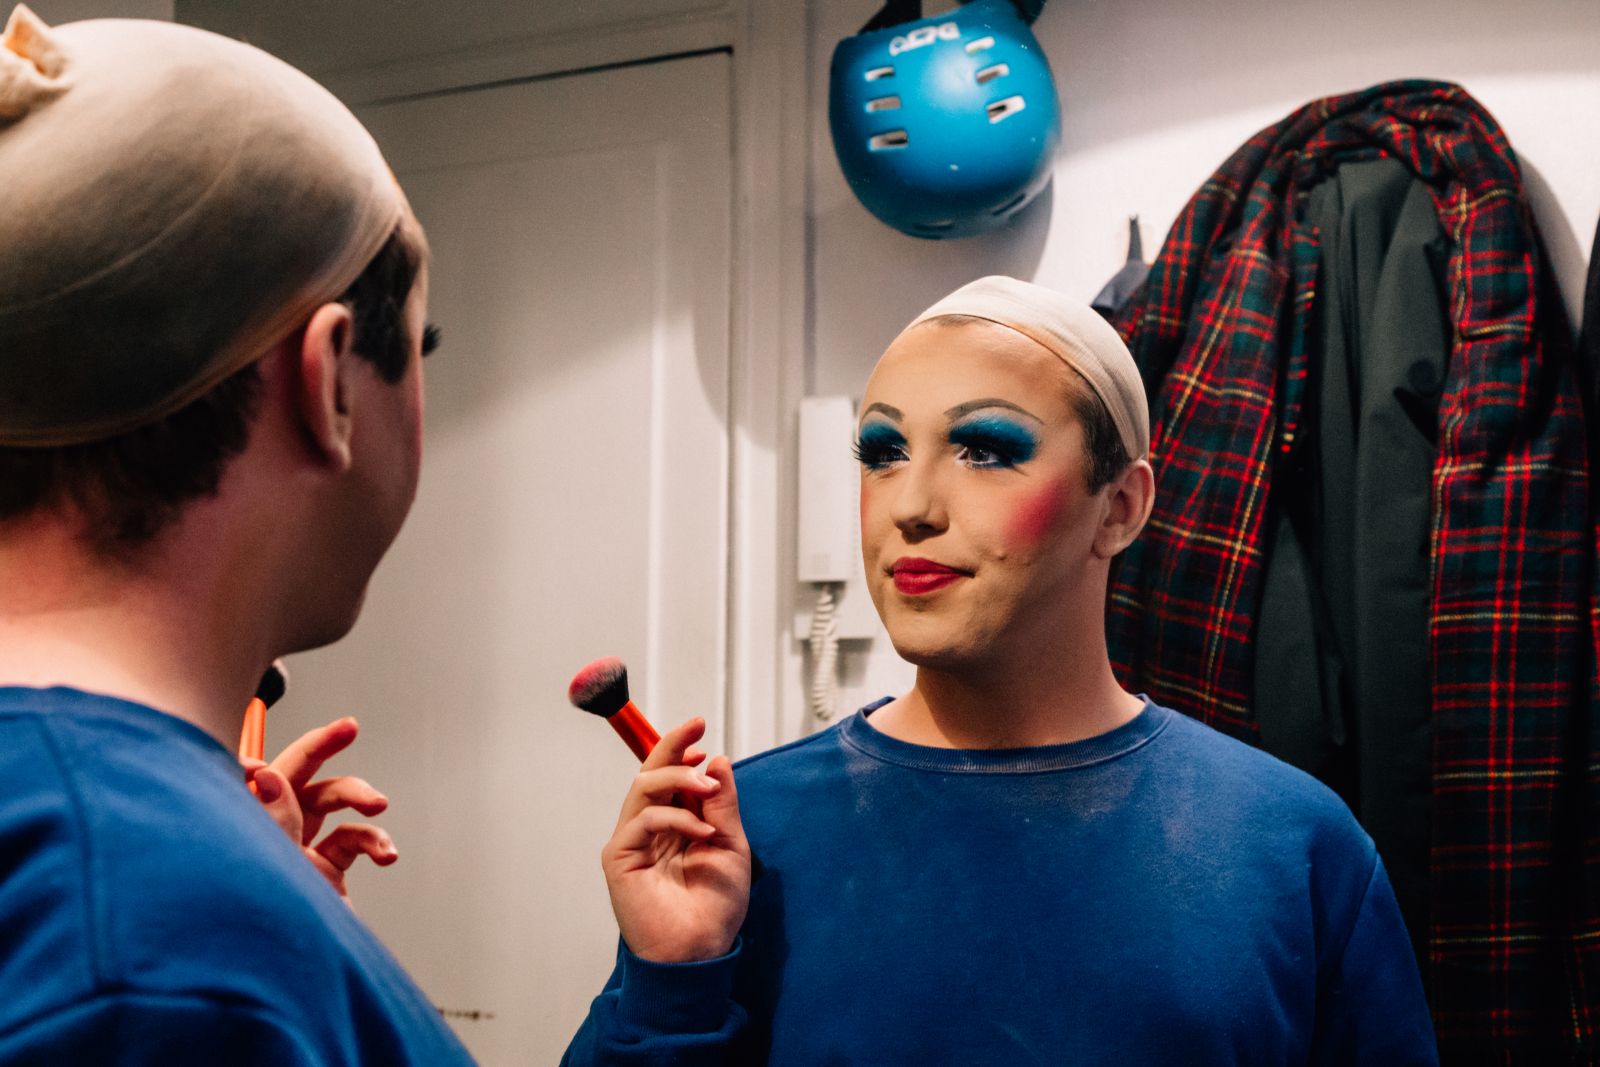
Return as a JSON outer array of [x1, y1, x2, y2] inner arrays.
[[569, 657, 762, 879], [240, 659, 288, 777], [567, 657, 661, 762]]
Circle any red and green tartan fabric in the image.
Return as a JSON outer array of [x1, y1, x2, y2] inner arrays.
[[1107, 80, 1599, 1059]]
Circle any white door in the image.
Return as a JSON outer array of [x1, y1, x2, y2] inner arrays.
[[271, 54, 731, 1065]]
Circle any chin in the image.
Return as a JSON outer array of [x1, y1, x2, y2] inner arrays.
[[883, 618, 990, 672], [283, 586, 368, 654]]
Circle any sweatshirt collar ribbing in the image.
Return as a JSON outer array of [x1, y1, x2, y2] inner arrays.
[[839, 696, 1172, 774]]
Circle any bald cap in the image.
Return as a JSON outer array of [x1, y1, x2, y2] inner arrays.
[[0, 5, 404, 446], [910, 276, 1150, 460]]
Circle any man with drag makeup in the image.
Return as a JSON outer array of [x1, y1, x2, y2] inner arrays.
[[0, 7, 472, 1063], [565, 277, 1440, 1064]]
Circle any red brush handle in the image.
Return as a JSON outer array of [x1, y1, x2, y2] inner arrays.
[[608, 700, 660, 763]]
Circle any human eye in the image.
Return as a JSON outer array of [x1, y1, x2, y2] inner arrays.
[[853, 421, 908, 470], [949, 416, 1038, 469]]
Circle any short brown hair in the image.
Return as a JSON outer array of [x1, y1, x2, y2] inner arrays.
[[0, 226, 423, 552]]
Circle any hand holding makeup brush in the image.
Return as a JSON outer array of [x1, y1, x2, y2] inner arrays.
[[244, 717, 397, 902], [600, 716, 752, 963]]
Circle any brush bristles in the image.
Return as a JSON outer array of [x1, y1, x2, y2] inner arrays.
[[568, 657, 630, 718], [256, 659, 289, 709]]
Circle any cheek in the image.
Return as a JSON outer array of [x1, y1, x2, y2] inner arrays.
[[408, 376, 425, 467], [1005, 480, 1072, 549]]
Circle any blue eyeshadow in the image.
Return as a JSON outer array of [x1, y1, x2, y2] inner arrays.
[[948, 415, 1039, 465], [854, 420, 907, 468], [857, 421, 905, 447]]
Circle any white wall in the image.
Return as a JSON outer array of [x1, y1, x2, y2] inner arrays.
[[790, 0, 1600, 738]]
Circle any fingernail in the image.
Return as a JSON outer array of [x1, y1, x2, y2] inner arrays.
[[698, 774, 720, 789]]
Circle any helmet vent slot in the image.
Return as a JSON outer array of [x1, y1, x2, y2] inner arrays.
[[965, 36, 995, 54], [986, 95, 1026, 123], [866, 96, 902, 112], [865, 66, 895, 81], [975, 63, 1009, 85], [869, 130, 910, 150]]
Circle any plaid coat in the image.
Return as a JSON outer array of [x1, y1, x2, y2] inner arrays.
[[1107, 81, 1599, 1060]]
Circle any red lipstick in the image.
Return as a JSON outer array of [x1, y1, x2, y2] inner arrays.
[[891, 557, 968, 595]]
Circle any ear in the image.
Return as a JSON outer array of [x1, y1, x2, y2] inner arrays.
[[1092, 459, 1155, 559], [294, 302, 358, 471]]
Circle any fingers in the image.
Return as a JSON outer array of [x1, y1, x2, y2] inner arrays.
[[297, 776, 389, 844], [270, 717, 360, 790], [314, 822, 398, 872], [608, 806, 717, 859], [239, 756, 267, 795], [640, 717, 706, 772], [251, 766, 304, 846], [615, 763, 723, 830], [699, 756, 748, 852]]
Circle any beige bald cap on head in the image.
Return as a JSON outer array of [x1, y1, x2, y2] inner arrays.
[[0, 5, 405, 446], [910, 275, 1150, 461]]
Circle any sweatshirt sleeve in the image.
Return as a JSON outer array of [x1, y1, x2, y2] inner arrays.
[[0, 991, 323, 1066], [1311, 856, 1440, 1065], [562, 940, 748, 1066]]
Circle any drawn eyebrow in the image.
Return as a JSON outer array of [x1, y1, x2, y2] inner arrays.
[[860, 402, 904, 422], [943, 398, 1043, 423]]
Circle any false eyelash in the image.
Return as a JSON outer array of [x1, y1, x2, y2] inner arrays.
[[948, 418, 1038, 468], [853, 439, 899, 468], [421, 323, 442, 356], [853, 427, 908, 469]]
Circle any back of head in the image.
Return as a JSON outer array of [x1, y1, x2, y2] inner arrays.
[[0, 4, 403, 447]]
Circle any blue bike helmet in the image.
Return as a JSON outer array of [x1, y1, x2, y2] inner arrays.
[[829, 0, 1059, 240]]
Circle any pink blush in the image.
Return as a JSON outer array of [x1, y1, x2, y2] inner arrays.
[[1007, 481, 1070, 547]]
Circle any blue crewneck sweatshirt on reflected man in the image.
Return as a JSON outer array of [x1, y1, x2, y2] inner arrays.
[[565, 698, 1438, 1065]]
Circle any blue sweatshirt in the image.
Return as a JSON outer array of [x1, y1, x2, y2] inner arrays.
[[0, 687, 473, 1066], [566, 698, 1438, 1064]]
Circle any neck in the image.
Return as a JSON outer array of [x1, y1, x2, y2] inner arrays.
[[0, 506, 275, 749], [875, 606, 1142, 750]]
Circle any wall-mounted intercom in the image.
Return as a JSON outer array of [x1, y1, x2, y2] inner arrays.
[[794, 396, 881, 721]]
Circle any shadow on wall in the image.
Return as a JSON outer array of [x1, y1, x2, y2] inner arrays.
[[1524, 159, 1589, 331], [811, 182, 1054, 397]]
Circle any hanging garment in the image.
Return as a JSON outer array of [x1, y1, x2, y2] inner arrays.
[[1252, 156, 1445, 969], [1091, 216, 1151, 318], [1107, 81, 1599, 1060]]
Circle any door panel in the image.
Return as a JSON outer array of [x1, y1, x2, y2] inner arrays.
[[271, 54, 731, 1064]]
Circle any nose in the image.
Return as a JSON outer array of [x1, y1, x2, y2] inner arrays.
[[889, 456, 947, 540]]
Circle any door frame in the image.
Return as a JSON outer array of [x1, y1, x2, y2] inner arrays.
[[321, 0, 809, 756]]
